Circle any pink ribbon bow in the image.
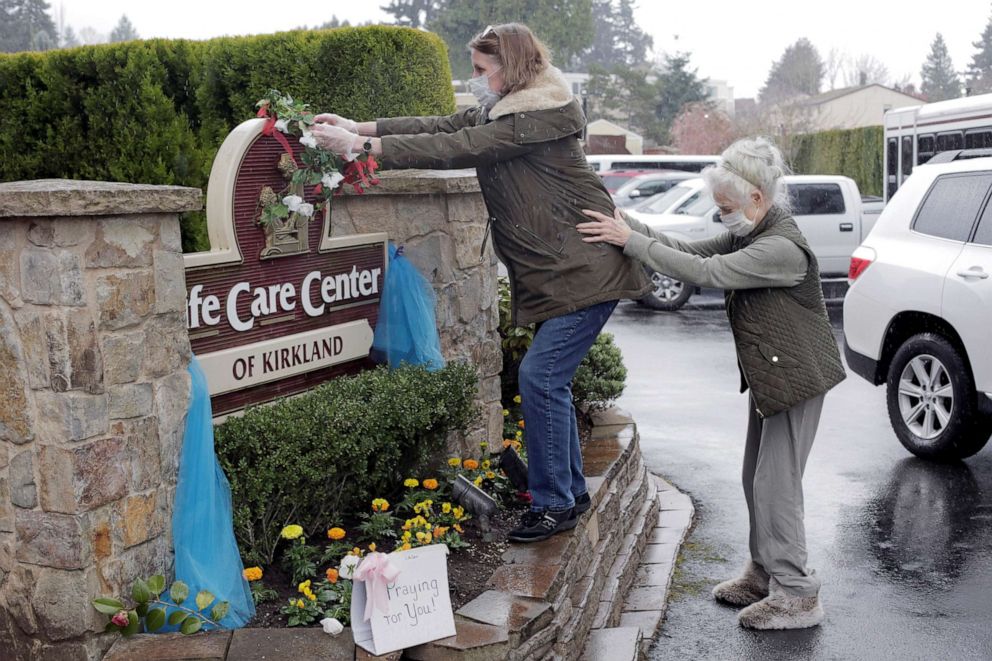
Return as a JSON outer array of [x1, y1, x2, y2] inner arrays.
[[352, 552, 401, 622]]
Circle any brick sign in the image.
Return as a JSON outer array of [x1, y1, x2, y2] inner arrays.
[[184, 118, 387, 416]]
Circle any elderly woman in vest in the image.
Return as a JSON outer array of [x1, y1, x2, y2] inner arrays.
[[578, 137, 846, 630], [310, 24, 650, 543]]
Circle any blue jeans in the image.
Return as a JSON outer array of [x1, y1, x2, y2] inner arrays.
[[519, 300, 618, 512]]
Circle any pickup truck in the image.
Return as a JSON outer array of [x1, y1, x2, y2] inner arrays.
[[627, 175, 880, 310]]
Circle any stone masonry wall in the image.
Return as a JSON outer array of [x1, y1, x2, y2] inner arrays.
[[336, 169, 503, 456], [0, 180, 202, 661]]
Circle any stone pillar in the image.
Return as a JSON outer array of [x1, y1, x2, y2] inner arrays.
[[334, 170, 504, 456], [0, 180, 202, 660]]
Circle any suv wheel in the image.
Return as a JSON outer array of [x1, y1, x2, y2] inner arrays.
[[638, 270, 693, 311], [886, 333, 992, 460]]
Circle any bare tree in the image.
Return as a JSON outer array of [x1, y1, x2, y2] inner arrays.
[[825, 47, 847, 91], [844, 53, 890, 87]]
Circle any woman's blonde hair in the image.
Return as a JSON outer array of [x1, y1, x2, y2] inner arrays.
[[468, 23, 551, 95]]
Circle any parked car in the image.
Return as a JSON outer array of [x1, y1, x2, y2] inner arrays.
[[586, 154, 720, 173], [843, 151, 992, 461], [598, 169, 658, 193], [631, 175, 875, 311], [611, 171, 698, 208]]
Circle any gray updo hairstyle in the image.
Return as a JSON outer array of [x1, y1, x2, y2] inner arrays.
[[702, 137, 791, 211]]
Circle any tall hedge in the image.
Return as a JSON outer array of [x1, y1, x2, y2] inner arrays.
[[0, 27, 455, 251], [790, 126, 884, 197]]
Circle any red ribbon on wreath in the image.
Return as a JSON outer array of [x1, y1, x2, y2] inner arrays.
[[256, 106, 298, 166], [336, 154, 381, 196]]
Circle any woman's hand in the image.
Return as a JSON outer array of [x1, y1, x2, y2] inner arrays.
[[311, 123, 359, 156], [313, 113, 358, 133], [577, 208, 633, 247]]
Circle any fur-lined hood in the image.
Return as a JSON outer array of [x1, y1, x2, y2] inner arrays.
[[488, 66, 574, 120]]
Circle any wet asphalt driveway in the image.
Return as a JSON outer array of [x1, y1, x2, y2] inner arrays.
[[604, 297, 992, 661]]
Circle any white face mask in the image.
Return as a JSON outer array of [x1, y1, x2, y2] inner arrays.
[[468, 67, 503, 109], [721, 203, 759, 237]]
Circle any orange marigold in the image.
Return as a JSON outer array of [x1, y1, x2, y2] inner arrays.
[[326, 568, 339, 583], [327, 527, 346, 541], [463, 459, 480, 471], [242, 566, 263, 582], [423, 479, 439, 490]]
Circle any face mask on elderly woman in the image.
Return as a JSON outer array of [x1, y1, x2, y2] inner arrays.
[[721, 205, 759, 237]]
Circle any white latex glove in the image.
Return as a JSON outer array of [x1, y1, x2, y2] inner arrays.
[[313, 113, 358, 133], [311, 123, 358, 156]]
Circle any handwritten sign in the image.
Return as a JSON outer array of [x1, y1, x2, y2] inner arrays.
[[351, 544, 456, 655]]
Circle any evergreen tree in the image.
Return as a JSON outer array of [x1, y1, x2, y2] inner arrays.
[[61, 24, 79, 48], [921, 33, 962, 101], [759, 38, 824, 105], [380, 0, 439, 28], [0, 0, 58, 53], [966, 9, 992, 95], [425, 0, 594, 81], [654, 51, 710, 142], [570, 0, 652, 71], [109, 14, 139, 43]]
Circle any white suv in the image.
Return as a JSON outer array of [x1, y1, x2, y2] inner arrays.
[[844, 153, 992, 460]]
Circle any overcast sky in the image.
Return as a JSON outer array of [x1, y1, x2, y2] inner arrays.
[[55, 0, 990, 98]]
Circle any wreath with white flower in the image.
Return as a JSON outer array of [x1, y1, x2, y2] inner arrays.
[[253, 90, 379, 229]]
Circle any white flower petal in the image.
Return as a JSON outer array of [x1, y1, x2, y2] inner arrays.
[[297, 203, 314, 218], [300, 134, 318, 149], [274, 119, 289, 133], [282, 195, 303, 212]]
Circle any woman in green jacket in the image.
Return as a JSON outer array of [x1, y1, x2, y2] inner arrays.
[[578, 137, 846, 631], [312, 24, 650, 543]]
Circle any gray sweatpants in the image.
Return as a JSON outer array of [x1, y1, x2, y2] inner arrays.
[[743, 394, 825, 598]]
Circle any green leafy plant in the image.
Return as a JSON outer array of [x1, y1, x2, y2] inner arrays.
[[215, 363, 478, 566], [249, 581, 279, 606], [282, 538, 322, 586], [92, 575, 229, 636]]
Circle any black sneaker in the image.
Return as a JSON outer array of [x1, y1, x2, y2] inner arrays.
[[574, 492, 592, 515], [508, 509, 578, 543]]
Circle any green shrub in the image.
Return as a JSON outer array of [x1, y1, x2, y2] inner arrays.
[[0, 27, 455, 252], [790, 126, 883, 197], [572, 333, 627, 411], [496, 276, 627, 411], [214, 362, 478, 565]]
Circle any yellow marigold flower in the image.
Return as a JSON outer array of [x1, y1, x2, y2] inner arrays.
[[518, 420, 525, 429], [474, 476, 483, 487], [442, 502, 452, 514], [295, 599, 305, 609], [298, 580, 311, 593], [416, 532, 430, 543], [327, 527, 346, 541], [404, 478, 419, 489], [516, 430, 523, 438], [402, 530, 413, 542], [326, 568, 339, 583], [453, 506, 465, 520], [486, 471, 496, 480], [482, 460, 491, 470], [423, 479, 439, 490], [453, 524, 464, 533], [502, 409, 510, 417], [464, 459, 480, 471], [369, 543, 377, 552], [433, 526, 449, 539], [514, 395, 522, 404], [307, 592, 317, 601], [448, 458, 462, 468], [401, 543, 412, 551], [371, 498, 389, 513], [280, 524, 304, 540], [242, 566, 263, 582]]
